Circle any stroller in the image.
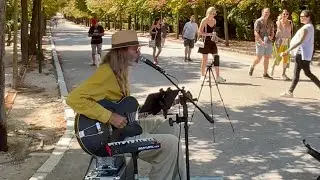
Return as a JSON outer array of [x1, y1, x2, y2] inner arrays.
[[303, 139, 320, 180]]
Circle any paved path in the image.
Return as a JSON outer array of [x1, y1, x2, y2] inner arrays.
[[46, 21, 320, 180]]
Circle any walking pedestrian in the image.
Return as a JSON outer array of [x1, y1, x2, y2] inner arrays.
[[280, 10, 320, 98]]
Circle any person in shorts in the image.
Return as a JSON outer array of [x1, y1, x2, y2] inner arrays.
[[248, 8, 274, 79], [182, 15, 198, 62], [88, 19, 105, 66]]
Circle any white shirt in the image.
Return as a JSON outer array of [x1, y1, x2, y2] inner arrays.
[[183, 22, 198, 40], [290, 23, 314, 61]]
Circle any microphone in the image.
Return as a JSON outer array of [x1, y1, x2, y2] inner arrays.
[[139, 56, 165, 74]]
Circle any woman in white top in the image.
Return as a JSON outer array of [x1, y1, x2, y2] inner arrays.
[[280, 10, 320, 98]]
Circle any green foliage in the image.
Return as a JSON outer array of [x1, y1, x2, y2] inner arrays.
[[8, 0, 318, 47]]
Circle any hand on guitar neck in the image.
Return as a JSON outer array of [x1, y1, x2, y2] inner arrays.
[[109, 113, 128, 129]]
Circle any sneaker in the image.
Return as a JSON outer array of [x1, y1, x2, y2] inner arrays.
[[200, 76, 205, 81], [90, 63, 96, 66], [216, 76, 226, 83], [187, 58, 193, 62], [280, 91, 293, 98], [263, 74, 273, 80], [282, 74, 291, 81], [184, 57, 188, 62], [248, 65, 254, 76]]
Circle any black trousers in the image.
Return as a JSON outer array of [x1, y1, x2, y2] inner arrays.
[[289, 54, 320, 93]]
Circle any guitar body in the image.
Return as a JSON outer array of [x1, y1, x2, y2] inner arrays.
[[75, 96, 142, 157]]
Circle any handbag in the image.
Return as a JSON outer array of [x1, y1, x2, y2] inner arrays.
[[195, 37, 205, 48], [149, 28, 157, 48], [195, 24, 207, 48]]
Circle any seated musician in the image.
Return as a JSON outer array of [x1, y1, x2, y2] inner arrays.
[[66, 30, 186, 180]]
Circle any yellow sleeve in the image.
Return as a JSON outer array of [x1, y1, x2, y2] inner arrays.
[[66, 65, 115, 123]]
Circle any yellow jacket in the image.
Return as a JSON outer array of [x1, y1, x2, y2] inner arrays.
[[66, 64, 124, 123]]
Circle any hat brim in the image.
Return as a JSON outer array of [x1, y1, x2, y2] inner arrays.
[[103, 42, 148, 51]]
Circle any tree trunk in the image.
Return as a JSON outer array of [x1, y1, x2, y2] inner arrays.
[[193, 7, 199, 24], [134, 14, 137, 31], [310, 0, 318, 23], [176, 13, 179, 39], [119, 14, 122, 30], [42, 11, 46, 37], [29, 0, 39, 56], [0, 0, 8, 152], [107, 15, 110, 30], [141, 15, 144, 32], [223, 4, 229, 46], [37, 0, 42, 73], [128, 15, 131, 30], [6, 25, 12, 46], [264, 0, 267, 7], [12, 0, 19, 89], [21, 0, 28, 65], [104, 15, 107, 29]]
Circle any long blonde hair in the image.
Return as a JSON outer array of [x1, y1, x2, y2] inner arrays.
[[101, 48, 130, 96], [206, 7, 216, 17]]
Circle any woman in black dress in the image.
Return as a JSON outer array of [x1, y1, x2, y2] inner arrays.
[[198, 7, 226, 83], [150, 18, 162, 65]]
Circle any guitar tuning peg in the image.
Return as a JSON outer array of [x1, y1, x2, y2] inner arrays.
[[167, 87, 171, 91]]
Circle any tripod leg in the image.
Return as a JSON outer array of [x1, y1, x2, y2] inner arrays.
[[210, 68, 235, 133], [190, 67, 210, 122], [208, 68, 216, 143]]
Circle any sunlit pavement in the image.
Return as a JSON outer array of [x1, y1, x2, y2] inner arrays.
[[45, 21, 320, 180]]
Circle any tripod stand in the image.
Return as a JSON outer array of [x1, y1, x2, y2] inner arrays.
[[190, 55, 234, 142]]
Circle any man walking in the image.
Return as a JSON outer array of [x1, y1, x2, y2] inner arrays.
[[182, 15, 198, 62], [248, 8, 274, 79], [88, 19, 105, 66]]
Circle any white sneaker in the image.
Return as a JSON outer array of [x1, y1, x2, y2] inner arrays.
[[280, 91, 293, 98], [216, 76, 226, 83], [200, 76, 205, 81]]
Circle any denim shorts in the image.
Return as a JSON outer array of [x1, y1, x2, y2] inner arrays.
[[256, 43, 273, 56]]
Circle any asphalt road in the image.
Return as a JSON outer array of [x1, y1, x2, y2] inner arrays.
[[45, 21, 320, 180]]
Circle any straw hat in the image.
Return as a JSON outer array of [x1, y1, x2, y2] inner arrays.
[[104, 30, 147, 50]]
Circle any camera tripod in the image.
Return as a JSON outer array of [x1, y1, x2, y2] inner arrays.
[[190, 55, 234, 142]]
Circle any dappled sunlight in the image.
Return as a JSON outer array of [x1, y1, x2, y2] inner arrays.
[[252, 170, 284, 180], [267, 116, 289, 123], [229, 154, 267, 164], [189, 140, 222, 163]]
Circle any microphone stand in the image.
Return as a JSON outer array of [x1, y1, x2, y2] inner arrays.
[[142, 59, 214, 180]]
